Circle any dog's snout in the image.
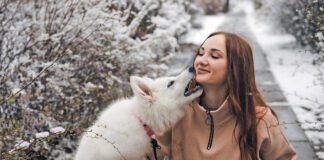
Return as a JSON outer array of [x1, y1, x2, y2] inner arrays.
[[188, 66, 195, 73]]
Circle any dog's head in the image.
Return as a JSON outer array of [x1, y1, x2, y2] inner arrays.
[[130, 67, 203, 132]]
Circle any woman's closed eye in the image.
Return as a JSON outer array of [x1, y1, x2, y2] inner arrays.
[[211, 55, 220, 59], [210, 51, 222, 59], [197, 48, 221, 59]]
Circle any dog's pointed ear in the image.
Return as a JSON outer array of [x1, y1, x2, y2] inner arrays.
[[130, 76, 153, 101], [143, 77, 153, 83]]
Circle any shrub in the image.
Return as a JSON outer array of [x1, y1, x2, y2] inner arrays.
[[0, 0, 196, 158]]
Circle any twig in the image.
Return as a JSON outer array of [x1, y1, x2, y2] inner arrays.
[[285, 91, 323, 106], [1, 126, 128, 160], [84, 130, 127, 160], [0, 17, 100, 106]]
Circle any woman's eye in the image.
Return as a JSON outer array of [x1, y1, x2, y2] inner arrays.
[[167, 81, 174, 88], [211, 56, 219, 59]]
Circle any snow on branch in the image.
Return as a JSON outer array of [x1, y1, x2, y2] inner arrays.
[[0, 0, 196, 159]]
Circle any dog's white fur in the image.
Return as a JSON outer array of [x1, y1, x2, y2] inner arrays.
[[75, 69, 203, 160]]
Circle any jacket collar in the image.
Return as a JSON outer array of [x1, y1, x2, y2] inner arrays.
[[191, 96, 234, 126]]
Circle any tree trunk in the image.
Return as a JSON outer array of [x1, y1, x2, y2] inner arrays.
[[223, 0, 230, 13]]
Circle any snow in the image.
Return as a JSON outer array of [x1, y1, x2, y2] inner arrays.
[[2, 0, 322, 159], [9, 140, 31, 153], [181, 15, 226, 45], [14, 141, 30, 149], [251, 25, 324, 158], [1, 0, 195, 158], [84, 82, 98, 89], [183, 1, 324, 158], [319, 152, 324, 160], [35, 132, 50, 139], [11, 88, 25, 96], [245, 0, 324, 122], [50, 127, 66, 134], [243, 2, 324, 159]]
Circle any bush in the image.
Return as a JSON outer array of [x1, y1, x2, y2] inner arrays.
[[0, 0, 196, 159], [195, 0, 227, 14], [257, 0, 323, 55]]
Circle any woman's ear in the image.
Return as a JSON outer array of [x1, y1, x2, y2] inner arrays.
[[130, 76, 153, 101]]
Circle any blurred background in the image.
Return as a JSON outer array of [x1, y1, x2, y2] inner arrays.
[[0, 0, 323, 159]]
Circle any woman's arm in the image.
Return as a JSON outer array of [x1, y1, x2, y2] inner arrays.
[[258, 108, 297, 160]]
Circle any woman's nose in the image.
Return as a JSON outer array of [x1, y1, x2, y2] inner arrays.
[[196, 54, 208, 65]]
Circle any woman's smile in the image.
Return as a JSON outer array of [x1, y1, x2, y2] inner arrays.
[[197, 68, 210, 74]]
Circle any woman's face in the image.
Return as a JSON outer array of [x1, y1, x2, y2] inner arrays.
[[194, 34, 228, 87]]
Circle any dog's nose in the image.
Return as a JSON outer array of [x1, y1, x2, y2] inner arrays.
[[188, 66, 195, 73]]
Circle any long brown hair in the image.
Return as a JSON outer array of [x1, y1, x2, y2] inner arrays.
[[194, 31, 278, 160]]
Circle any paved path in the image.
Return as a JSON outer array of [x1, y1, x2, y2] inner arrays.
[[219, 9, 317, 159], [167, 8, 317, 160]]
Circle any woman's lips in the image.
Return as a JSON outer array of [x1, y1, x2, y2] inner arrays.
[[197, 68, 210, 74]]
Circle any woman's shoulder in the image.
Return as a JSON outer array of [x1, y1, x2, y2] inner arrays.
[[255, 106, 279, 129]]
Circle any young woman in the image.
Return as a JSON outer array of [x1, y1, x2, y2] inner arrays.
[[153, 32, 297, 160]]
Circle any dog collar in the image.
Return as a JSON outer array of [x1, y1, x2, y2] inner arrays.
[[133, 113, 160, 160], [133, 114, 154, 137], [141, 120, 154, 137]]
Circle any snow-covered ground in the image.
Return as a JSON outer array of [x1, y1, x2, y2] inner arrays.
[[244, 2, 324, 159], [183, 1, 324, 159], [181, 14, 226, 45]]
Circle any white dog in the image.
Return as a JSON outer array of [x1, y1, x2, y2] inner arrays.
[[75, 68, 203, 160]]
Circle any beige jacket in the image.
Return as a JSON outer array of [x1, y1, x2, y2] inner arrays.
[[153, 98, 297, 160]]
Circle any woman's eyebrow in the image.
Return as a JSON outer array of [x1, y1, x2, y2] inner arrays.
[[200, 47, 225, 54], [210, 48, 223, 53]]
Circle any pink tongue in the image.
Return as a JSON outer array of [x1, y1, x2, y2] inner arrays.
[[188, 77, 197, 93]]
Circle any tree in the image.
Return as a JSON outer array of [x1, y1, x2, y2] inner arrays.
[[223, 0, 230, 13]]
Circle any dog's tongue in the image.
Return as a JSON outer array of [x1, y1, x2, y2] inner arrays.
[[185, 76, 202, 96], [188, 76, 197, 92]]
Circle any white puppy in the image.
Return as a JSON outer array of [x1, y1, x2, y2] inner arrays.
[[75, 68, 202, 160]]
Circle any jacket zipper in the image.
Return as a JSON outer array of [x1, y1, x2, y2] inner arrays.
[[206, 110, 214, 150]]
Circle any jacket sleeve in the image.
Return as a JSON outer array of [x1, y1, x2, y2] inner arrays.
[[258, 109, 297, 160]]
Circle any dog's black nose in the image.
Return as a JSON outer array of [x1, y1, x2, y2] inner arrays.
[[188, 66, 195, 73]]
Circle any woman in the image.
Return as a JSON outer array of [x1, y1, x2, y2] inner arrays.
[[153, 32, 297, 160]]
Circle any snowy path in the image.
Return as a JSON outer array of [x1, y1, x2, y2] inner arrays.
[[169, 1, 320, 159], [217, 8, 317, 160]]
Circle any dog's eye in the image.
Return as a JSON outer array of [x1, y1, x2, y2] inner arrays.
[[167, 81, 174, 88]]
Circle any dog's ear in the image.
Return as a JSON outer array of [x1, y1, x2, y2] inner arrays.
[[130, 76, 154, 101], [143, 77, 153, 83]]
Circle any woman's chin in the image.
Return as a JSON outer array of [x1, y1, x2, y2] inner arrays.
[[195, 77, 208, 85]]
